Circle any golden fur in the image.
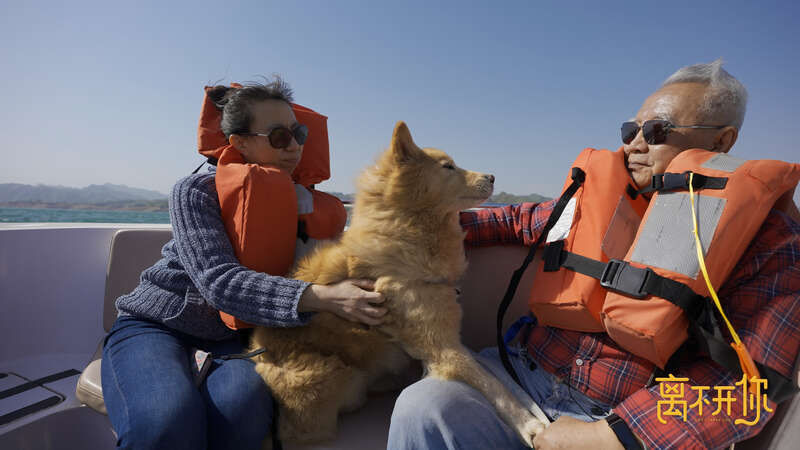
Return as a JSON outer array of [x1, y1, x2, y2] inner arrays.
[[250, 122, 545, 446]]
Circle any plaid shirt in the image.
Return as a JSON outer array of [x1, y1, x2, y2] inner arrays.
[[461, 200, 800, 449]]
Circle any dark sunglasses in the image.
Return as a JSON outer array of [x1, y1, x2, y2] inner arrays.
[[621, 120, 725, 145], [241, 123, 309, 149]]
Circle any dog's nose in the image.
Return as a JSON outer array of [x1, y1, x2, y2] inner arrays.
[[486, 174, 495, 184]]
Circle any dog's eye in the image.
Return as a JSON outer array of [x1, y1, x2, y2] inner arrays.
[[442, 163, 455, 170]]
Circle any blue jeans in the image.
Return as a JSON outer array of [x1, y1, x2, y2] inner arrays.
[[101, 316, 273, 450], [388, 347, 612, 449]]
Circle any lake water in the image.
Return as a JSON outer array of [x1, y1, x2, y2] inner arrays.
[[0, 203, 512, 225], [0, 207, 171, 224]]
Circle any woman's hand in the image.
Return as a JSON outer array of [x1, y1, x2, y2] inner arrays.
[[298, 279, 387, 326], [533, 416, 624, 450]]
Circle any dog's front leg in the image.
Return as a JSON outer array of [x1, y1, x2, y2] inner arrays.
[[425, 347, 545, 448], [381, 282, 545, 447]]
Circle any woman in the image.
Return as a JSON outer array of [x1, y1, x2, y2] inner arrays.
[[101, 77, 386, 450]]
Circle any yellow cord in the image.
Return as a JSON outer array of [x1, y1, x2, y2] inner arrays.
[[688, 173, 741, 344], [688, 173, 759, 386]]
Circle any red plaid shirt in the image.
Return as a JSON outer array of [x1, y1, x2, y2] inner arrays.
[[461, 200, 800, 449]]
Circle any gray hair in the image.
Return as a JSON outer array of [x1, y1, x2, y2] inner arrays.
[[662, 59, 748, 130], [207, 76, 295, 138]]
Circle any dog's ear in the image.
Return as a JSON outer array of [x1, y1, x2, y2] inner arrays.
[[390, 121, 421, 162]]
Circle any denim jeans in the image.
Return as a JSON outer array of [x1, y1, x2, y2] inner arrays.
[[101, 316, 273, 450], [388, 346, 612, 450]]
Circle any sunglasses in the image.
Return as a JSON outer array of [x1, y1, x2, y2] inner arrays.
[[241, 123, 309, 149], [621, 120, 725, 145]]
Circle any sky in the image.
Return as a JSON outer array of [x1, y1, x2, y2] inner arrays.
[[2, 0, 799, 202]]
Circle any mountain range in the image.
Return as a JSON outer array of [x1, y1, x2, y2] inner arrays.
[[0, 183, 167, 204], [0, 183, 549, 210], [487, 191, 550, 204]]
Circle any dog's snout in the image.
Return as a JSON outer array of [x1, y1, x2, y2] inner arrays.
[[486, 174, 495, 184]]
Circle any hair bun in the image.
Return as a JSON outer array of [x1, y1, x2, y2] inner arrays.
[[207, 85, 233, 110]]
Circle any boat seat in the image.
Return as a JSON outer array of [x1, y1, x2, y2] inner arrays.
[[73, 231, 534, 448], [73, 230, 800, 448], [75, 229, 173, 415]]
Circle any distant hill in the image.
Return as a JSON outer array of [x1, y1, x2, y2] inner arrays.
[[488, 191, 550, 204], [327, 191, 355, 203], [0, 183, 167, 204], [0, 184, 548, 211]]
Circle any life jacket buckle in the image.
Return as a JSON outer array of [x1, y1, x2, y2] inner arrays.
[[600, 259, 652, 299], [663, 172, 690, 191]]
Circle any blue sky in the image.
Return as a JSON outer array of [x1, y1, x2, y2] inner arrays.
[[2, 0, 798, 202]]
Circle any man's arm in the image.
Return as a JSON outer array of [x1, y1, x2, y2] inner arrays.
[[614, 210, 800, 449], [459, 199, 556, 246]]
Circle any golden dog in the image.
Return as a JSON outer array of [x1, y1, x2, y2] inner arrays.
[[251, 122, 545, 447]]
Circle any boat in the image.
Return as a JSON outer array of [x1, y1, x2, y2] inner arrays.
[[1, 222, 798, 449]]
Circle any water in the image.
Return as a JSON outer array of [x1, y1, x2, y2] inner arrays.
[[1, 203, 511, 225], [0, 207, 170, 224]]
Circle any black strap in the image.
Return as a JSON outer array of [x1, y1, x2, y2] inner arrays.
[[638, 171, 728, 195], [606, 413, 644, 450], [0, 369, 81, 401], [218, 347, 267, 361], [191, 157, 219, 174], [496, 167, 585, 388], [542, 240, 565, 272], [0, 395, 63, 426], [625, 184, 640, 200], [691, 324, 798, 404], [297, 220, 309, 243], [552, 252, 797, 403], [555, 253, 706, 320]]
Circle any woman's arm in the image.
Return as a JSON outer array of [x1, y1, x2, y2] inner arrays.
[[170, 174, 385, 327], [169, 174, 312, 327]]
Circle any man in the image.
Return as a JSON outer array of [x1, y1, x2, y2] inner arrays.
[[387, 60, 800, 449]]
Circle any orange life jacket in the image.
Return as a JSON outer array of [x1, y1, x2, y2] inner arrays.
[[196, 84, 347, 330], [530, 147, 800, 368], [529, 148, 649, 331]]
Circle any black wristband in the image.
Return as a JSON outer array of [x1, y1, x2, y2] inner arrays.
[[605, 413, 644, 450]]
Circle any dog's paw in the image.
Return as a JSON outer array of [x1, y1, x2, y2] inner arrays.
[[521, 417, 546, 448]]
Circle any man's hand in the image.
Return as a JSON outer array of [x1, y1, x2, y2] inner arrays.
[[532, 415, 624, 450], [297, 279, 387, 326]]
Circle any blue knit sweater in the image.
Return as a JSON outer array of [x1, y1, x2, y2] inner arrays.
[[115, 172, 313, 340]]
